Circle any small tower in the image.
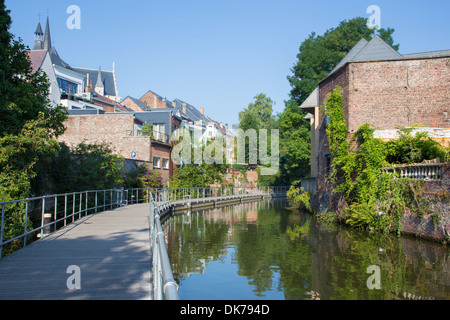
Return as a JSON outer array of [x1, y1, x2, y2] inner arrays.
[[33, 19, 44, 50], [94, 67, 105, 96]]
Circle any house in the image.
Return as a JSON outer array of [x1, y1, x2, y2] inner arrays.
[[301, 35, 450, 181], [29, 17, 122, 109]]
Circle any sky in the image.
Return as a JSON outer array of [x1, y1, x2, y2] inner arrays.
[[5, 0, 450, 128]]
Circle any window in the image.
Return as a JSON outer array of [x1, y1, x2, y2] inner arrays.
[[153, 124, 165, 141], [57, 77, 78, 94], [153, 157, 160, 169], [162, 158, 169, 170]]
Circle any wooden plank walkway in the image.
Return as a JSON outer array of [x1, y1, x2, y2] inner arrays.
[[0, 203, 152, 300]]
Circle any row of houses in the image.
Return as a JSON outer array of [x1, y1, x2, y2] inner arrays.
[[29, 17, 236, 185]]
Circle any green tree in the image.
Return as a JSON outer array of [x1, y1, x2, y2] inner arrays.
[[277, 99, 311, 185], [288, 17, 399, 105], [238, 93, 276, 131], [170, 139, 230, 188]]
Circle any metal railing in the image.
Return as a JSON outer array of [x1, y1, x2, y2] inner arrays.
[[0, 186, 288, 300]]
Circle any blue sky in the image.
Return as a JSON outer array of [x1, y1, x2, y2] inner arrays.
[[5, 0, 450, 127]]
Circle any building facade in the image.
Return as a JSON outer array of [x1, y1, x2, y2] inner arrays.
[[301, 35, 450, 180]]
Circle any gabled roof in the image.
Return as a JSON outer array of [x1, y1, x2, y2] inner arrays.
[[28, 50, 48, 73], [329, 38, 369, 75], [140, 89, 173, 109], [352, 35, 403, 61], [327, 35, 402, 78], [122, 95, 152, 111]]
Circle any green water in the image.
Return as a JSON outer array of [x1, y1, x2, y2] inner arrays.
[[164, 200, 449, 300]]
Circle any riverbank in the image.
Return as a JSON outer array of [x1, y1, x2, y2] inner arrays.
[[311, 163, 449, 244]]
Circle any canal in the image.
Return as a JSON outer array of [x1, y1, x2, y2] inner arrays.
[[163, 199, 449, 300]]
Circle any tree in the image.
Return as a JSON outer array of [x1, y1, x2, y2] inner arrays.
[[170, 139, 230, 188], [237, 94, 277, 167], [288, 17, 399, 105], [0, 1, 67, 255], [238, 93, 276, 131], [277, 99, 311, 186]]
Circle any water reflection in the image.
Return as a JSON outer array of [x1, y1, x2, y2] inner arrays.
[[164, 200, 449, 300]]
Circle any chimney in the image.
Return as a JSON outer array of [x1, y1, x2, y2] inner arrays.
[[182, 103, 186, 114], [172, 101, 176, 108], [225, 124, 228, 130], [220, 122, 223, 129], [85, 73, 90, 92], [200, 107, 204, 115]]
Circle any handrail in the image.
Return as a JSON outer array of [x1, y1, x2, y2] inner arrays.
[[380, 163, 444, 180], [0, 186, 289, 300]]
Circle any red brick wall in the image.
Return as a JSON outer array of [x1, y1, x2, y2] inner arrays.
[[151, 142, 172, 183], [121, 97, 145, 112], [344, 57, 448, 132], [58, 114, 152, 162], [140, 91, 170, 109], [316, 57, 450, 179]]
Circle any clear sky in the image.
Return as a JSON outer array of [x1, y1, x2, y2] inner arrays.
[[5, 0, 450, 128]]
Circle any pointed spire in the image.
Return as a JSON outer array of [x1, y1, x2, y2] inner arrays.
[[43, 16, 52, 51], [33, 19, 44, 50], [94, 67, 105, 96], [95, 67, 104, 88]]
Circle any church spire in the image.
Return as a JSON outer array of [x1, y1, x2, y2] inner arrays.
[[33, 19, 44, 50], [43, 16, 52, 51], [95, 67, 105, 96]]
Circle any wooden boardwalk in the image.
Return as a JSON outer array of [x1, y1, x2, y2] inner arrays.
[[0, 203, 152, 300]]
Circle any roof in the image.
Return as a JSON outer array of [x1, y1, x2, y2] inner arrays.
[[35, 22, 43, 35], [28, 50, 47, 73], [402, 50, 450, 59], [122, 95, 152, 111], [328, 36, 402, 78], [72, 67, 118, 97], [43, 17, 52, 51], [141, 90, 174, 109], [172, 98, 210, 124], [68, 109, 106, 115], [299, 87, 319, 111]]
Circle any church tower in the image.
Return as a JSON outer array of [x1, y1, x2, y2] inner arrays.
[[94, 67, 105, 96], [33, 19, 44, 50]]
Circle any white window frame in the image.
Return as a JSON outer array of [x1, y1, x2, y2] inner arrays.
[[153, 156, 160, 169], [162, 158, 169, 170]]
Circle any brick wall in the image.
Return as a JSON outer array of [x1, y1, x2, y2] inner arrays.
[[151, 141, 172, 183], [121, 97, 144, 112], [348, 58, 449, 132], [316, 56, 450, 179], [140, 91, 170, 109], [58, 114, 152, 162]]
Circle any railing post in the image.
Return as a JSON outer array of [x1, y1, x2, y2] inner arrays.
[[24, 201, 29, 247], [0, 204, 5, 258]]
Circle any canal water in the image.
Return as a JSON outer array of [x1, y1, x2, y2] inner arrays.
[[163, 199, 449, 300]]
